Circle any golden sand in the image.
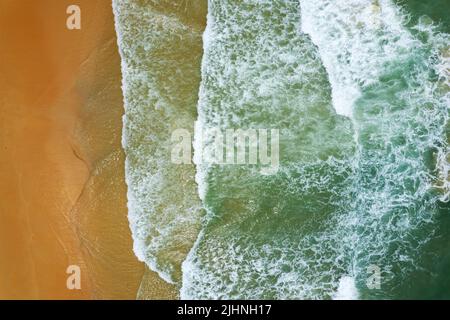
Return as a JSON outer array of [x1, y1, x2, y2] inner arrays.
[[0, 0, 152, 299]]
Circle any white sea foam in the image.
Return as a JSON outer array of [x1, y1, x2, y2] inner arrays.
[[333, 276, 359, 300], [112, 0, 205, 283], [181, 0, 355, 299], [300, 0, 449, 296], [113, 0, 449, 298], [301, 0, 416, 118]]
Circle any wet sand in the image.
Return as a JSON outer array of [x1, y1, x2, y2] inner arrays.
[[0, 0, 147, 299]]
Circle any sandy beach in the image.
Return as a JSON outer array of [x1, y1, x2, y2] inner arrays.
[[0, 0, 150, 299]]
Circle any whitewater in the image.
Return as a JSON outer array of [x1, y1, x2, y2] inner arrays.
[[114, 0, 450, 299]]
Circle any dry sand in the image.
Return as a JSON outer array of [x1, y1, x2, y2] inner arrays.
[[0, 0, 168, 299]]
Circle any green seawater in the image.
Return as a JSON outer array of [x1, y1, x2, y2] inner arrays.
[[181, 0, 449, 299], [395, 0, 450, 33], [389, 0, 450, 299], [181, 0, 356, 299], [115, 0, 449, 299]]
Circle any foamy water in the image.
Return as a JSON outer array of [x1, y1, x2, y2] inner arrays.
[[113, 0, 450, 299], [181, 0, 354, 299], [301, 0, 449, 298], [334, 276, 359, 300], [113, 0, 206, 283]]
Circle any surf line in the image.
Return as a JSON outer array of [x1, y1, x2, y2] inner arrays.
[[177, 304, 211, 318]]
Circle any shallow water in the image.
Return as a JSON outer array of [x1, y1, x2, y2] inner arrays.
[[113, 0, 207, 284]]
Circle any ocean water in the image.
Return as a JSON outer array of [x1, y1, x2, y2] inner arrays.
[[114, 0, 450, 299], [181, 0, 355, 299], [113, 0, 207, 283], [301, 0, 449, 299]]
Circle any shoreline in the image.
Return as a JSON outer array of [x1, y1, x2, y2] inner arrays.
[[0, 0, 148, 299]]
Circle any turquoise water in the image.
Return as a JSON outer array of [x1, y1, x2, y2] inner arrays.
[[115, 0, 449, 299], [395, 0, 450, 33], [300, 0, 449, 299], [181, 0, 355, 299]]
